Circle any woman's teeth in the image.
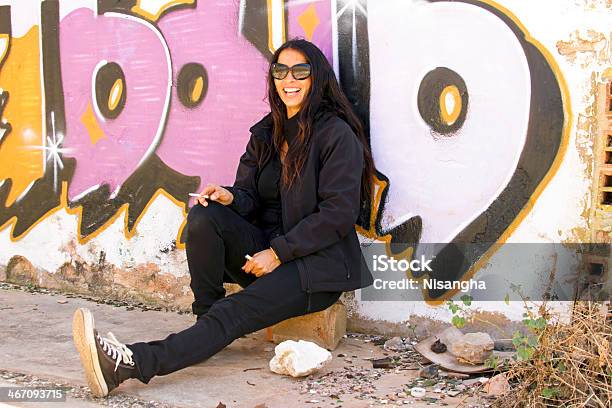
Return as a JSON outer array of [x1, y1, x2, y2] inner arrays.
[[284, 88, 300, 94]]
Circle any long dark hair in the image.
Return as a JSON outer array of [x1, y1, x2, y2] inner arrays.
[[267, 39, 375, 204]]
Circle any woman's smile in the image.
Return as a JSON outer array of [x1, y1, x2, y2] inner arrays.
[[283, 87, 302, 96]]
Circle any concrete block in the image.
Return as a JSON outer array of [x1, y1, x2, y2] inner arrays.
[[265, 301, 346, 350]]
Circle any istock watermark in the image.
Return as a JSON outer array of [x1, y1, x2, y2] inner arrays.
[[372, 254, 433, 272], [358, 242, 610, 301]]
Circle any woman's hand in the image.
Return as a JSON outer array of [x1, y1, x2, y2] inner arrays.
[[242, 249, 281, 277], [195, 183, 234, 206]]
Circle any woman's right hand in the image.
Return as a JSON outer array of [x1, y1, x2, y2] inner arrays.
[[196, 183, 234, 206]]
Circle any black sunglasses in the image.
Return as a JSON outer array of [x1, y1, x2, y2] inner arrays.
[[270, 63, 311, 80]]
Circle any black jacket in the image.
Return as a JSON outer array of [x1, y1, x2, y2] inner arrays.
[[223, 110, 374, 298]]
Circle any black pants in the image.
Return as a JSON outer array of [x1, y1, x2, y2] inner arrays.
[[128, 201, 342, 383]]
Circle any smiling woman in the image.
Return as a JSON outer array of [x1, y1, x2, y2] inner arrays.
[[271, 48, 312, 118], [71, 39, 376, 397]]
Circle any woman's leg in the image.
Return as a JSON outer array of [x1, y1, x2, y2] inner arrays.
[[72, 202, 277, 397], [185, 201, 269, 317], [128, 261, 342, 383]]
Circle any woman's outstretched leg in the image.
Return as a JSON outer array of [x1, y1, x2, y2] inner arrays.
[[72, 261, 342, 395], [185, 201, 268, 317], [128, 261, 341, 383]]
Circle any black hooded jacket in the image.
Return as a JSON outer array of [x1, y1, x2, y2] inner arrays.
[[223, 110, 374, 297]]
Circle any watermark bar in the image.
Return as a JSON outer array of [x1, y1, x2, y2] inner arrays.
[[0, 387, 66, 402], [358, 243, 611, 301]]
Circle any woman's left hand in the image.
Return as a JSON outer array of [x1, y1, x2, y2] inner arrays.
[[242, 249, 281, 277]]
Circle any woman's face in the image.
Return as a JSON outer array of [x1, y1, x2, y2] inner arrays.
[[274, 48, 312, 118]]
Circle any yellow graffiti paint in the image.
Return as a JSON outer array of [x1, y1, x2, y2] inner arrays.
[[267, 0, 286, 53], [297, 4, 320, 41], [108, 78, 123, 112], [0, 27, 44, 207], [191, 76, 203, 104], [80, 101, 106, 145], [131, 0, 195, 22], [439, 85, 461, 126]]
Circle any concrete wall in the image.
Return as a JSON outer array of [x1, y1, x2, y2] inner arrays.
[[0, 0, 610, 335]]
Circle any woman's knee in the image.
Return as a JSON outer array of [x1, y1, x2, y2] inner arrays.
[[308, 291, 343, 314], [186, 202, 228, 238]]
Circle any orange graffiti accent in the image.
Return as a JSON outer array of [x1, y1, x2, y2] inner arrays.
[[0, 26, 44, 207], [297, 4, 320, 41], [80, 101, 106, 145], [131, 0, 195, 22]]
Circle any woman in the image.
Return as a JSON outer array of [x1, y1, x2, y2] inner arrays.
[[71, 39, 375, 397]]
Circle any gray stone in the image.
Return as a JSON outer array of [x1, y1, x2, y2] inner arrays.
[[383, 336, 412, 352], [419, 364, 439, 378]]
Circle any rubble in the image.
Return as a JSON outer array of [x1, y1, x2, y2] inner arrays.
[[298, 364, 382, 400], [418, 364, 439, 378], [372, 356, 398, 369], [383, 336, 413, 352], [484, 373, 510, 396], [414, 327, 513, 374], [450, 332, 494, 364]]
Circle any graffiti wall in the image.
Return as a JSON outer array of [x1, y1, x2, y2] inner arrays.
[[1, 0, 604, 327]]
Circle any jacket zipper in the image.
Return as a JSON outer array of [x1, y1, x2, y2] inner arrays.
[[305, 259, 312, 313], [270, 133, 315, 312], [345, 257, 350, 280], [276, 151, 313, 311]]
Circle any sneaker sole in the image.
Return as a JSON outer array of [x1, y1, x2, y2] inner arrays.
[[72, 308, 108, 397]]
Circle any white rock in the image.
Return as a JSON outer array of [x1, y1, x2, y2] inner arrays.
[[410, 387, 426, 398], [269, 340, 332, 377]]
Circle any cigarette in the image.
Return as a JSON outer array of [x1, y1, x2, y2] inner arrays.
[[189, 193, 209, 198], [245, 254, 253, 260]]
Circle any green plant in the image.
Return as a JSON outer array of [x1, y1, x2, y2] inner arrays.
[[446, 294, 473, 329]]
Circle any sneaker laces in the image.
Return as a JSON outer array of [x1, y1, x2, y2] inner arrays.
[[97, 332, 135, 371]]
